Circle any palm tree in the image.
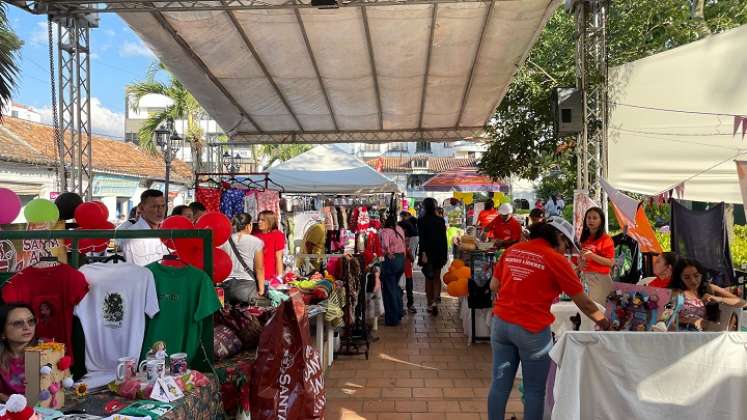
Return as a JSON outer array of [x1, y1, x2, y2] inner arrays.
[[126, 63, 205, 171], [260, 144, 313, 168], [0, 4, 22, 118]]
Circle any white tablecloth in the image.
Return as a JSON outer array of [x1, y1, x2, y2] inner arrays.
[[550, 332, 747, 420]]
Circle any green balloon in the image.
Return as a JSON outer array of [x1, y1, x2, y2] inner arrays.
[[24, 198, 60, 223]]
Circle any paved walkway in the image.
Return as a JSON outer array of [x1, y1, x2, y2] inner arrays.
[[325, 272, 523, 420]]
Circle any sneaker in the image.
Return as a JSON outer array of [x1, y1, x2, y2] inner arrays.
[[408, 306, 417, 314]]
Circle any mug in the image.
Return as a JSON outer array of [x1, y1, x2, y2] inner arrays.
[[138, 358, 166, 383], [169, 353, 188, 376], [116, 357, 137, 382]]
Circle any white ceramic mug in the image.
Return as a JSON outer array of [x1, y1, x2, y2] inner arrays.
[[138, 358, 166, 383], [116, 356, 137, 382], [169, 353, 188, 376]]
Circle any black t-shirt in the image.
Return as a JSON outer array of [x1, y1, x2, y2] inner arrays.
[[398, 217, 419, 238]]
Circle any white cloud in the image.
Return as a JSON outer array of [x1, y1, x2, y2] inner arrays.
[[29, 21, 56, 46], [119, 40, 155, 59], [34, 97, 125, 139]]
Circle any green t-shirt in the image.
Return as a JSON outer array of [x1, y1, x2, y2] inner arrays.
[[142, 263, 220, 365]]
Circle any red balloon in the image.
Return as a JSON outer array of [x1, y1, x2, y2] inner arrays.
[[212, 248, 232, 284], [160, 215, 196, 250], [91, 201, 109, 221], [195, 212, 232, 247], [75, 202, 107, 228]]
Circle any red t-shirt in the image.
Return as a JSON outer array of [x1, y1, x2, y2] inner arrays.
[[2, 264, 89, 358], [477, 209, 498, 228], [580, 234, 615, 274], [648, 276, 671, 288], [492, 239, 584, 333], [255, 230, 286, 280], [487, 216, 522, 244]]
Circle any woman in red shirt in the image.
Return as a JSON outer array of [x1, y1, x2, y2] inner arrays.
[[254, 210, 286, 282], [643, 252, 678, 288], [488, 218, 609, 420], [579, 207, 615, 305]]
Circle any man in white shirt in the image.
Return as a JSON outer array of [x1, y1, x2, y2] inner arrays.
[[117, 189, 168, 265]]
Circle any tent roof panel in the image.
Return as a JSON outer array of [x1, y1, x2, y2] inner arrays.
[[116, 0, 558, 143]]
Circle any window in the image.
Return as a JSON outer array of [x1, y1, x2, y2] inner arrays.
[[443, 142, 452, 148], [363, 143, 380, 152], [416, 141, 431, 154], [468, 151, 476, 159], [388, 143, 407, 152], [11, 110, 18, 118], [125, 132, 139, 144], [412, 159, 428, 169]]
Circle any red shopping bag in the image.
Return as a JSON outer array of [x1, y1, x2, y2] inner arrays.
[[249, 292, 325, 420]]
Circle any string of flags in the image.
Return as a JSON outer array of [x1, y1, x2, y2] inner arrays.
[[734, 116, 747, 140]]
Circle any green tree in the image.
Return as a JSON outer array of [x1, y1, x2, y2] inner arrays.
[[259, 144, 313, 168], [479, 0, 747, 187], [0, 5, 22, 118], [126, 64, 205, 171]]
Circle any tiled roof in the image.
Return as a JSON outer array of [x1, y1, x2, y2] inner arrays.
[[366, 156, 478, 173], [0, 117, 192, 183]]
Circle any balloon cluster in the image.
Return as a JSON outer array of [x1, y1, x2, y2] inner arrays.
[[444, 259, 470, 297], [161, 211, 233, 284], [56, 193, 114, 253]]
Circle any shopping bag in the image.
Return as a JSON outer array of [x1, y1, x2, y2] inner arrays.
[[249, 292, 325, 420]]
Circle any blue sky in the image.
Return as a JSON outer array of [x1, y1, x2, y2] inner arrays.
[[8, 7, 158, 138]]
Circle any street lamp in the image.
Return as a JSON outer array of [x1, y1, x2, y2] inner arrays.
[[155, 121, 183, 216], [222, 151, 242, 174]]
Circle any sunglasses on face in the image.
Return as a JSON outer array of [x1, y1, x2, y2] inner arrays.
[[9, 318, 36, 329]]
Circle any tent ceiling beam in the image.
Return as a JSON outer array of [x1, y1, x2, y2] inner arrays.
[[361, 6, 383, 130], [294, 8, 338, 131], [14, 0, 497, 14], [220, 127, 485, 144], [417, 3, 437, 130], [456, 0, 494, 127], [225, 10, 303, 131], [151, 11, 263, 132]]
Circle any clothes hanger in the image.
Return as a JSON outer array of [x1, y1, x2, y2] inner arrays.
[[103, 253, 126, 264], [159, 253, 187, 268]]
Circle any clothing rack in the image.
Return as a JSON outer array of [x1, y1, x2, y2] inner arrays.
[[194, 171, 284, 192], [337, 254, 370, 360], [0, 229, 216, 373]]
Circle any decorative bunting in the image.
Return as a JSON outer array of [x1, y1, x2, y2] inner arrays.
[[734, 116, 747, 140], [674, 182, 685, 199]]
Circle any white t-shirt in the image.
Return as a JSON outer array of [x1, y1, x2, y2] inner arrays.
[[221, 232, 264, 280], [116, 217, 168, 266], [76, 263, 160, 388]]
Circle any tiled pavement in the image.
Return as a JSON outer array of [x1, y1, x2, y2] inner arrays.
[[325, 273, 523, 420]]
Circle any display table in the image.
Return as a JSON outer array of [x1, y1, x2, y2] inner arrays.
[[550, 301, 603, 336], [549, 331, 747, 420], [65, 373, 224, 420]]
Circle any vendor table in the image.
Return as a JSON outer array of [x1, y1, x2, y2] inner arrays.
[[65, 373, 224, 420], [550, 331, 747, 420]]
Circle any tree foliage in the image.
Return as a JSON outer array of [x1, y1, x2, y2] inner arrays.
[[0, 5, 23, 118], [479, 0, 747, 199]]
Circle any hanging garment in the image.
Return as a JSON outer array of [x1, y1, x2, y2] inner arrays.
[[221, 188, 246, 219], [76, 263, 160, 388], [243, 190, 259, 219], [671, 200, 735, 286], [612, 233, 642, 284], [363, 230, 382, 267], [341, 256, 362, 327], [352, 207, 370, 232], [2, 264, 89, 359], [196, 187, 222, 213], [141, 263, 221, 365], [256, 191, 281, 223]]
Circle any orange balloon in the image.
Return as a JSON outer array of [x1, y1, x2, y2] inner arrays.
[[447, 278, 469, 297], [443, 271, 458, 285], [456, 266, 471, 280], [451, 259, 466, 269]]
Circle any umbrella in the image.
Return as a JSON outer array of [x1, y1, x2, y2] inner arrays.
[[421, 166, 507, 192]]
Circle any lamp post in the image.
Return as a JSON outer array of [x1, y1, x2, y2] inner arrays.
[[222, 151, 242, 174], [155, 120, 183, 216]]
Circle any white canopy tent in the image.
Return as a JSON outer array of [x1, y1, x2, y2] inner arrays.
[[115, 0, 558, 144], [264, 144, 399, 193], [608, 24, 747, 204]]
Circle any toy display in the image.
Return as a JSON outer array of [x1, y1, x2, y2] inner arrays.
[[604, 282, 677, 331], [24, 342, 74, 409]]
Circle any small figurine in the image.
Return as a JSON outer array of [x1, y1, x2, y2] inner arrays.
[[148, 341, 168, 360]]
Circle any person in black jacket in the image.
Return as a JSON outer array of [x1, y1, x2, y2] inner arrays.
[[418, 197, 448, 315]]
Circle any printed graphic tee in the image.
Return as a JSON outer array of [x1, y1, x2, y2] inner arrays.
[[76, 263, 160, 388], [2, 264, 89, 358], [141, 263, 220, 365]]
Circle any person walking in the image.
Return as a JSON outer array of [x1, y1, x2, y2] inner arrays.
[[487, 217, 610, 420], [418, 197, 448, 315], [379, 215, 407, 326], [399, 211, 419, 313]]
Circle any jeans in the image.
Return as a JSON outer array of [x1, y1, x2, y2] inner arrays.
[[488, 316, 552, 420], [381, 254, 405, 326]]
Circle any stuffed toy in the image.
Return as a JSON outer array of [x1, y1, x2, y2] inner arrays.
[[0, 394, 39, 420]]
